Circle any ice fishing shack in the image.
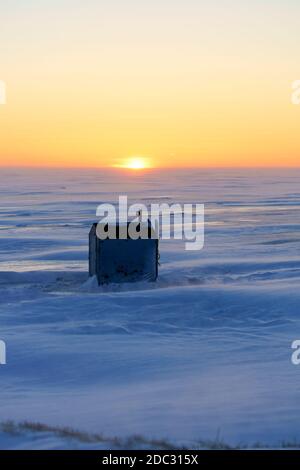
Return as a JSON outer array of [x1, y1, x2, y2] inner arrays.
[[89, 219, 159, 284]]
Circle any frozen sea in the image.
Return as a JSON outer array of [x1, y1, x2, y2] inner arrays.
[[1, 167, 300, 449]]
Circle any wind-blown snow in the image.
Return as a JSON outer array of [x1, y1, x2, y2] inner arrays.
[[1, 167, 300, 449]]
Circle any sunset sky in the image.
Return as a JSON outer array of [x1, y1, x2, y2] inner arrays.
[[0, 0, 299, 168]]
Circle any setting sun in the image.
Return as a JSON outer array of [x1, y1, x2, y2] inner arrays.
[[114, 157, 151, 170], [127, 158, 147, 170]]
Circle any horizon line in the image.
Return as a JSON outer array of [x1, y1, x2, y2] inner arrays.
[[1, 164, 300, 170]]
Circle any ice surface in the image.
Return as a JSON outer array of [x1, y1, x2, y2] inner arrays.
[[1, 167, 300, 448]]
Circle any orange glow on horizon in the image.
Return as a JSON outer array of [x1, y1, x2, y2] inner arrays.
[[1, 2, 300, 168]]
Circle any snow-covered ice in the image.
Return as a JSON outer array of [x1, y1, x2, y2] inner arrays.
[[1, 167, 300, 449]]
